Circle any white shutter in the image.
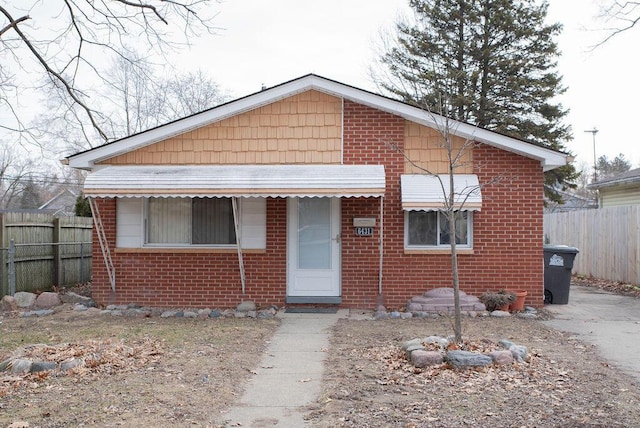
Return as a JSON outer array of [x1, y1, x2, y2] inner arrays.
[[240, 198, 266, 249], [116, 198, 144, 247]]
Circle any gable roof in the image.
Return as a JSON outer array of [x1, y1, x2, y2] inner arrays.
[[589, 168, 640, 190], [65, 74, 568, 171]]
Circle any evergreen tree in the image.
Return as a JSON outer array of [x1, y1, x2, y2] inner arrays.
[[596, 153, 632, 181], [74, 195, 93, 217], [378, 0, 579, 202]]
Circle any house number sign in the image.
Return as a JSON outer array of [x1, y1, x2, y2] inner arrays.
[[353, 217, 375, 237], [355, 226, 374, 236]]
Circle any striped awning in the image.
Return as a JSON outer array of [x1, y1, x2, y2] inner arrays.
[[401, 174, 482, 211], [83, 164, 386, 198]]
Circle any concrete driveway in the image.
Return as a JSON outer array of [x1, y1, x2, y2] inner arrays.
[[543, 284, 640, 379]]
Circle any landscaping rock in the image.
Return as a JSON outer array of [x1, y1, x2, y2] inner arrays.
[[209, 309, 222, 318], [35, 292, 62, 309], [7, 359, 33, 374], [404, 344, 426, 359], [490, 310, 511, 317], [14, 292, 36, 308], [160, 310, 178, 318], [401, 338, 424, 351], [60, 292, 96, 307], [373, 310, 389, 320], [445, 350, 493, 368], [183, 311, 198, 318], [1, 295, 18, 312], [424, 336, 450, 348], [236, 301, 256, 312], [22, 309, 54, 317], [198, 308, 212, 319], [60, 358, 83, 371], [509, 345, 529, 362], [488, 350, 515, 365], [30, 361, 57, 373], [411, 350, 444, 367]]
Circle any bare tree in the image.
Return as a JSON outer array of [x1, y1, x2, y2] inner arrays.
[[0, 143, 37, 209], [596, 1, 640, 45], [0, 1, 218, 146], [384, 79, 500, 343], [35, 51, 227, 151]]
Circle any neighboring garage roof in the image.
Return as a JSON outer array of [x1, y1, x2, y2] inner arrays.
[[401, 174, 482, 211], [589, 168, 640, 190], [83, 164, 386, 198], [65, 74, 569, 172]]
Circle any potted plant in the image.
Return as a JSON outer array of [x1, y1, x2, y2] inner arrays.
[[479, 290, 516, 312]]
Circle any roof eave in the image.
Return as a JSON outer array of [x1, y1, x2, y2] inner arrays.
[[66, 74, 570, 171]]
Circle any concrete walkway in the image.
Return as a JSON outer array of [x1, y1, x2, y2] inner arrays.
[[543, 284, 640, 380], [220, 309, 351, 427]]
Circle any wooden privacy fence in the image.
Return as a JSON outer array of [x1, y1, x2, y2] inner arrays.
[[544, 206, 640, 285], [0, 212, 93, 297]]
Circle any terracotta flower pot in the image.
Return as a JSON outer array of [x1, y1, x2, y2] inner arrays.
[[508, 290, 528, 312]]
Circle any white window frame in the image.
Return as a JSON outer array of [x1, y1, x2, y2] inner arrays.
[[404, 210, 473, 250]]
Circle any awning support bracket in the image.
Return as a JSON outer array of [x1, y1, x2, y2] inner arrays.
[[232, 197, 246, 295], [89, 198, 116, 294]]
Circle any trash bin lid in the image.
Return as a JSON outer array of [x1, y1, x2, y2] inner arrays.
[[543, 244, 579, 254]]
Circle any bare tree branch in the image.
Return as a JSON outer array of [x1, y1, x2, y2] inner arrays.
[[0, 1, 219, 147], [593, 1, 640, 47]]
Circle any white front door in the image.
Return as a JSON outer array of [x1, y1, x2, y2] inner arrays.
[[287, 197, 341, 298]]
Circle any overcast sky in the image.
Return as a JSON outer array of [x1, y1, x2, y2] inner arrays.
[[173, 0, 638, 173]]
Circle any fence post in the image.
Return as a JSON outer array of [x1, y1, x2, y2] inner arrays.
[[79, 242, 84, 283], [8, 239, 15, 296], [53, 218, 62, 287]]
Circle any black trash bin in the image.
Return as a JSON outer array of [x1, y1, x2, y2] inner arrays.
[[543, 245, 580, 304]]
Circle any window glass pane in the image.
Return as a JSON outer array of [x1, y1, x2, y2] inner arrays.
[[192, 198, 236, 245], [148, 198, 190, 243], [439, 211, 468, 245], [298, 198, 331, 269], [408, 211, 438, 245]]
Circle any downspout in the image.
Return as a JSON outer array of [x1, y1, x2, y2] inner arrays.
[[378, 196, 384, 298], [231, 197, 246, 294]]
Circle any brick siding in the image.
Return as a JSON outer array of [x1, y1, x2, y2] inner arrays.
[[90, 99, 545, 309]]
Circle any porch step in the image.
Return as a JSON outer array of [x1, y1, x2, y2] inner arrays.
[[286, 296, 342, 304], [407, 287, 486, 313]]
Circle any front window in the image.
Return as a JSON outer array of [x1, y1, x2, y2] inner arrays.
[[146, 197, 236, 246], [406, 210, 471, 248]]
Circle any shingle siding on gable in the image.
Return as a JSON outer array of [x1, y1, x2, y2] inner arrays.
[[100, 91, 342, 165]]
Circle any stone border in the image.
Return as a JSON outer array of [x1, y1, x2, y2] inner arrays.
[[374, 304, 540, 320], [402, 336, 529, 369]]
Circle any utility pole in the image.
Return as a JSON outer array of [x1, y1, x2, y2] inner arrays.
[[584, 128, 598, 182]]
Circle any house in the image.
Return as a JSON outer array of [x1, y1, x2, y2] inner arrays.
[[544, 189, 598, 213], [589, 168, 640, 208], [64, 74, 569, 309], [38, 188, 81, 216]]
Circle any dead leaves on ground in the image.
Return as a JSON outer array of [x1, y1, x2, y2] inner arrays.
[[1, 337, 163, 396], [346, 341, 577, 398]]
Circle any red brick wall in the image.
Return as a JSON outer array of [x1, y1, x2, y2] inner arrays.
[[91, 198, 288, 308], [340, 101, 544, 309], [90, 99, 545, 309]]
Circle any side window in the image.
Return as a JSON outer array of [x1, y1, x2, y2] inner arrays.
[[406, 210, 471, 248]]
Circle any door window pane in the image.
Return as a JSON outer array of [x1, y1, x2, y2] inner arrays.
[[298, 198, 331, 269]]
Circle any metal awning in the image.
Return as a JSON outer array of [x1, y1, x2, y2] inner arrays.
[[83, 164, 386, 198], [401, 174, 482, 211]]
